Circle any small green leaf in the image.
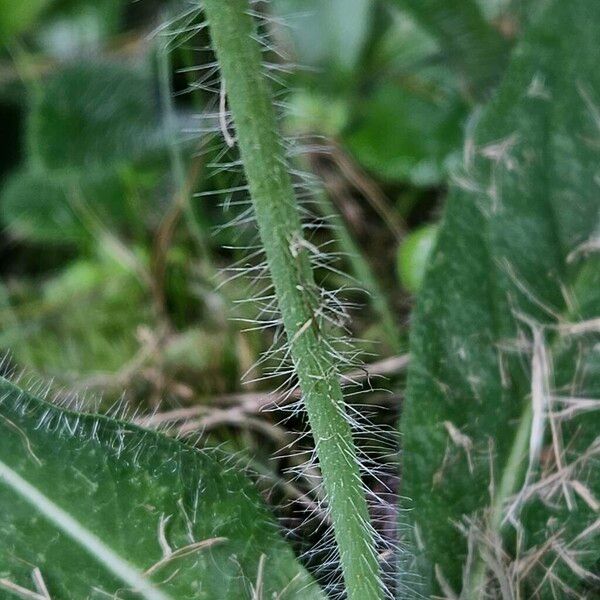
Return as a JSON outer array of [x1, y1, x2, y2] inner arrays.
[[396, 223, 438, 293], [285, 90, 350, 137], [401, 0, 600, 596], [0, 377, 323, 599]]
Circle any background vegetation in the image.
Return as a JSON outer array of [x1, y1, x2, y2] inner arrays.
[[1, 0, 471, 571], [5, 1, 598, 598]]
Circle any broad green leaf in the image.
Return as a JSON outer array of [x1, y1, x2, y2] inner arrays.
[[27, 61, 166, 170], [401, 1, 600, 597], [389, 0, 510, 98], [0, 377, 323, 599]]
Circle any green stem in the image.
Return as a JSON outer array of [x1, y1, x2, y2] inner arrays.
[[201, 2, 383, 599]]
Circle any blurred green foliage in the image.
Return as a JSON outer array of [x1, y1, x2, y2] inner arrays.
[[0, 0, 520, 447], [0, 0, 518, 465], [0, 0, 50, 39], [0, 251, 149, 375], [28, 61, 164, 170], [0, 0, 519, 591]]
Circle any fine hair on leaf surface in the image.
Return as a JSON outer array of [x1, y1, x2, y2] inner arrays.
[[400, 0, 600, 597], [0, 361, 323, 599]]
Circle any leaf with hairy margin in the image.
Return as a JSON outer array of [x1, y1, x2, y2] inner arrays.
[[400, 1, 600, 597], [0, 377, 324, 599]]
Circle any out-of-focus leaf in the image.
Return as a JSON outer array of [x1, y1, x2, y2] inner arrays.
[[476, 0, 512, 20], [401, 0, 600, 596], [390, 0, 510, 98], [0, 0, 50, 38], [1, 168, 136, 244], [345, 78, 466, 185], [396, 223, 438, 293], [28, 61, 166, 170], [36, 0, 124, 58], [164, 328, 236, 387], [272, 0, 372, 76], [285, 90, 350, 137], [343, 14, 469, 185], [0, 377, 324, 599]]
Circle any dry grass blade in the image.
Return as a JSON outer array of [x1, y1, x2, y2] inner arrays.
[[144, 538, 228, 576], [0, 578, 48, 600]]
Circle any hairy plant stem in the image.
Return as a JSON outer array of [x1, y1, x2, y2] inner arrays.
[[201, 1, 383, 598]]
